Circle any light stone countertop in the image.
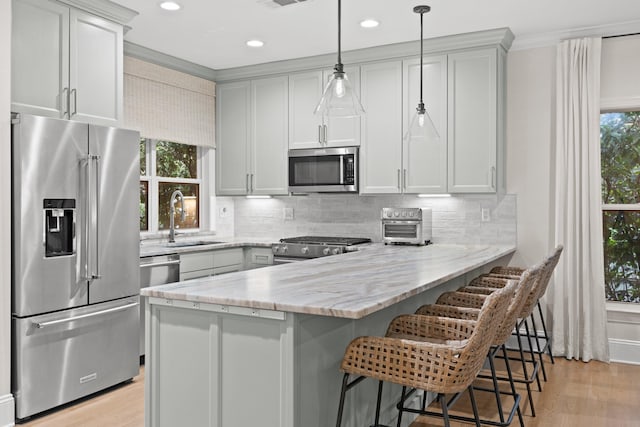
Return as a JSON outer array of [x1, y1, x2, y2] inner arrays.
[[141, 243, 515, 319], [139, 236, 276, 257]]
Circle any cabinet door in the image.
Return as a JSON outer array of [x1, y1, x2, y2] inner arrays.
[[69, 9, 123, 126], [251, 76, 289, 195], [216, 82, 251, 195], [11, 0, 69, 118], [322, 66, 361, 147], [359, 61, 403, 194], [447, 49, 497, 193], [403, 56, 448, 194], [288, 71, 323, 149]]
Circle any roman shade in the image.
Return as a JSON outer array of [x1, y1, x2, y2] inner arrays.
[[124, 56, 215, 147]]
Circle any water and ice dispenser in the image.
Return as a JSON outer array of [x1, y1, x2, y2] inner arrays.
[[43, 199, 76, 257]]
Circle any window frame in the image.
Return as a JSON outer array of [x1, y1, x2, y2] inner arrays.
[[600, 109, 640, 305], [140, 138, 213, 236]]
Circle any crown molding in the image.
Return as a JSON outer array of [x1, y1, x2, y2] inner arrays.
[[214, 27, 514, 82], [57, 0, 138, 25], [124, 42, 217, 81], [511, 19, 640, 51]]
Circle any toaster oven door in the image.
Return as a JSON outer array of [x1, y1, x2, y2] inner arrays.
[[382, 220, 422, 244]]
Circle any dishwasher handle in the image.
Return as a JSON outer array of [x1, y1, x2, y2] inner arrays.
[[33, 302, 139, 329], [140, 259, 181, 269]]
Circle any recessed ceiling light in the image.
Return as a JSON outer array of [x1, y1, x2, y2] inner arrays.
[[360, 19, 379, 28], [159, 1, 181, 11], [246, 40, 264, 48]]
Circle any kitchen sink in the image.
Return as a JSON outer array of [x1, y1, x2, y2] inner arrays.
[[165, 240, 225, 247]]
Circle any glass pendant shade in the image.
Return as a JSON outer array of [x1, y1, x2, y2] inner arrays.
[[405, 102, 440, 142], [313, 0, 365, 118], [314, 70, 365, 118]]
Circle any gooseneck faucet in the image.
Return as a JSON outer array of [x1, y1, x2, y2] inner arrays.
[[168, 190, 185, 243]]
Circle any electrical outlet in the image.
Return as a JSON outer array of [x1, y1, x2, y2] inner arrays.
[[283, 207, 294, 220], [219, 207, 228, 218], [481, 208, 490, 222]]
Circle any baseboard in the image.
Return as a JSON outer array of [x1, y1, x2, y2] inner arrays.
[[609, 338, 640, 365], [0, 393, 14, 427]]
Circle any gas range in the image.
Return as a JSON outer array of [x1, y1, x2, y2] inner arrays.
[[272, 236, 371, 262]]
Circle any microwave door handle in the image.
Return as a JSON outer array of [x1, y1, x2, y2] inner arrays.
[[339, 155, 344, 184]]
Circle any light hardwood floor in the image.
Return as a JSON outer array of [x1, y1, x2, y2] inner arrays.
[[19, 358, 640, 426]]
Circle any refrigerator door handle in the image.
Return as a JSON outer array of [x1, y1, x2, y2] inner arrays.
[[33, 302, 139, 329], [84, 155, 92, 281], [91, 154, 102, 280]]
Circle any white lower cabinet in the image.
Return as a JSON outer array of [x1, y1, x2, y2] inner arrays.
[[447, 48, 502, 193], [179, 248, 244, 281], [216, 77, 288, 196]]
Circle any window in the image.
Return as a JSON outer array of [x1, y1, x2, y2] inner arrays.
[[601, 111, 640, 303], [140, 139, 202, 234]]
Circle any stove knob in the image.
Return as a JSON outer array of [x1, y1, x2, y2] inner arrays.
[[301, 246, 309, 254], [332, 248, 341, 255], [394, 211, 400, 217], [409, 211, 414, 217], [282, 245, 288, 253]]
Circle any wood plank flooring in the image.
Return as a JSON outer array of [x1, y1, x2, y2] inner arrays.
[[18, 358, 640, 426]]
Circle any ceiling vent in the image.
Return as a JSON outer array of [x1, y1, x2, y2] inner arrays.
[[273, 0, 307, 6]]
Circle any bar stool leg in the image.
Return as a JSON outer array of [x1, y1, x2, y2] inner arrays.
[[515, 322, 536, 417], [501, 344, 525, 427], [467, 386, 482, 427], [439, 393, 451, 427], [487, 347, 506, 425], [373, 380, 383, 427], [523, 319, 543, 392], [396, 386, 407, 427], [529, 314, 548, 381], [537, 301, 555, 363], [336, 374, 350, 427]]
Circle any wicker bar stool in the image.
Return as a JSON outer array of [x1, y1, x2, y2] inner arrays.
[[335, 279, 517, 427], [479, 245, 563, 383], [406, 267, 540, 427]]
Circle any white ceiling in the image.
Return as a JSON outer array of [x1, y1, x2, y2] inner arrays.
[[115, 0, 640, 70]]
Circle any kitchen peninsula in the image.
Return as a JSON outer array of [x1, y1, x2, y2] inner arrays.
[[141, 243, 515, 427]]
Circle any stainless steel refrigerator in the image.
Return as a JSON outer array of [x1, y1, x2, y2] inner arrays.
[[11, 114, 140, 420]]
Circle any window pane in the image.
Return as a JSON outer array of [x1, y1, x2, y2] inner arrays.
[[158, 182, 199, 230], [603, 210, 640, 302], [156, 141, 198, 179], [140, 181, 149, 231], [600, 112, 640, 204], [140, 139, 147, 176]]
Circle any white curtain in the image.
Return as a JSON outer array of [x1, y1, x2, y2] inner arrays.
[[551, 37, 609, 362]]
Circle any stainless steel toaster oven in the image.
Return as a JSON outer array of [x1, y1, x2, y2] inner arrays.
[[381, 207, 432, 245]]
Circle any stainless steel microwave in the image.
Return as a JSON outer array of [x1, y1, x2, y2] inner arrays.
[[288, 146, 358, 193]]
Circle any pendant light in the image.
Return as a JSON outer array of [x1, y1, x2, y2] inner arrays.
[[314, 0, 365, 118], [405, 5, 439, 142]]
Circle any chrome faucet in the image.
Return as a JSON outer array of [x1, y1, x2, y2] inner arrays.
[[168, 190, 185, 243]]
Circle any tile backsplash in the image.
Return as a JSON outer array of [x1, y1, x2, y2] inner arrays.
[[216, 194, 516, 246]]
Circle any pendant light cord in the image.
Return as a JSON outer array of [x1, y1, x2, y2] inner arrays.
[[419, 9, 424, 106], [337, 0, 342, 67]]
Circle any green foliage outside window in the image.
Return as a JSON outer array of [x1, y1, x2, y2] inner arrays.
[[601, 112, 640, 302], [156, 140, 197, 179]]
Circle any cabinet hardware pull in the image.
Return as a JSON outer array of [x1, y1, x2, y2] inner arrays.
[[323, 124, 328, 144], [140, 260, 180, 269], [70, 88, 77, 117], [397, 169, 401, 190], [318, 125, 322, 143], [490, 166, 496, 190], [62, 88, 69, 118], [246, 174, 250, 193], [251, 174, 254, 192], [34, 302, 139, 329], [403, 169, 408, 191]]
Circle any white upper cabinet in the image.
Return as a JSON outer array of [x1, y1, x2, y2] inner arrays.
[[288, 67, 360, 149], [359, 61, 403, 194], [250, 76, 288, 195], [403, 55, 448, 194], [216, 81, 251, 195], [447, 48, 501, 193], [69, 9, 123, 126], [11, 0, 123, 127], [216, 77, 288, 196]]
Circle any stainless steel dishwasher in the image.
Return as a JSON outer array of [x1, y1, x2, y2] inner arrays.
[[139, 254, 180, 357]]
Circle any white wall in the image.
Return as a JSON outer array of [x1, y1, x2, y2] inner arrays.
[[506, 36, 640, 364], [0, 0, 13, 424]]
